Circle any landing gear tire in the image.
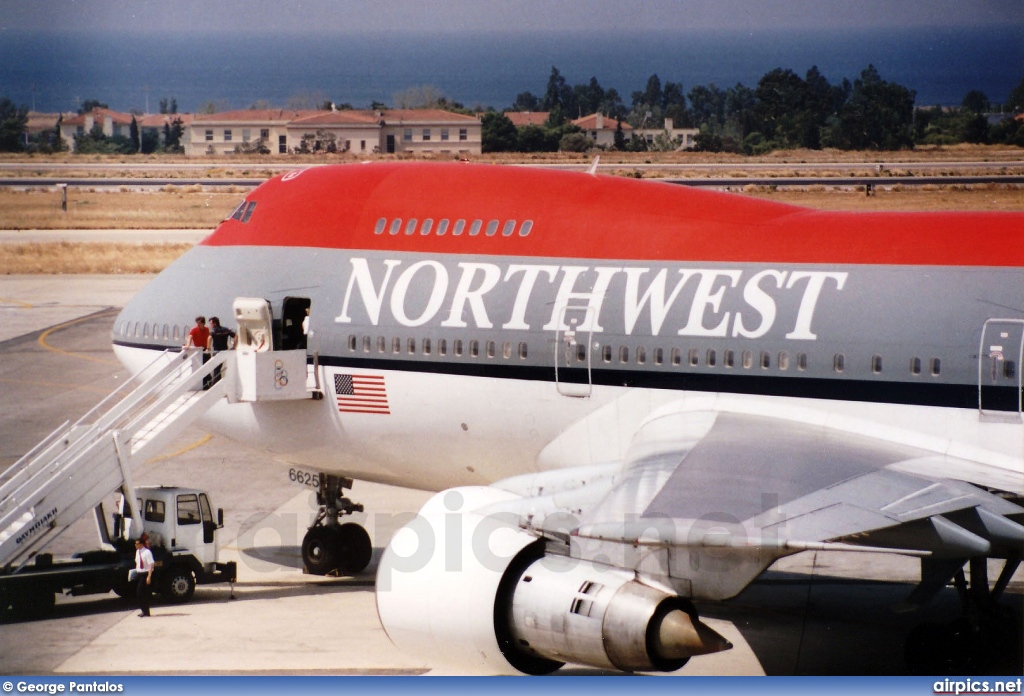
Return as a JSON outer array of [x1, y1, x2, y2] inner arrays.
[[161, 568, 196, 603], [302, 526, 340, 575], [336, 523, 372, 575], [302, 524, 372, 575]]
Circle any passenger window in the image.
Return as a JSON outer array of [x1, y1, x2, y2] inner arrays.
[[407, 338, 416, 354], [469, 220, 483, 236], [405, 219, 418, 235], [654, 347, 663, 365], [438, 339, 447, 356], [422, 338, 432, 355], [485, 220, 499, 236], [421, 219, 433, 236], [454, 339, 463, 357], [392, 337, 401, 354], [502, 221, 516, 237], [576, 344, 587, 362], [486, 341, 496, 358], [518, 342, 528, 359], [362, 336, 371, 353], [911, 357, 922, 375], [688, 349, 699, 367], [470, 340, 480, 358], [502, 341, 513, 359], [453, 220, 466, 236], [377, 336, 386, 353], [724, 350, 735, 368], [374, 218, 387, 234], [834, 354, 845, 373], [671, 348, 681, 366], [872, 355, 883, 374], [436, 219, 449, 235], [348, 335, 357, 351], [176, 494, 201, 525], [636, 347, 646, 364], [707, 349, 717, 367], [389, 219, 402, 235], [778, 351, 790, 370], [930, 358, 941, 376], [519, 221, 533, 237], [602, 345, 612, 363], [619, 346, 629, 363], [797, 353, 808, 371], [760, 351, 771, 369], [742, 350, 753, 369]]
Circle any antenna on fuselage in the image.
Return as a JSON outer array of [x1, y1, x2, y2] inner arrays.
[[587, 155, 600, 176]]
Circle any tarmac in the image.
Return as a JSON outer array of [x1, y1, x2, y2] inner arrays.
[[0, 274, 1020, 677]]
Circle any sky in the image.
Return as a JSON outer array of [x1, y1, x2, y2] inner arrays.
[[2, 0, 1022, 35]]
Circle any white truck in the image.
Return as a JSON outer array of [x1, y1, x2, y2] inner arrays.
[[0, 485, 236, 619]]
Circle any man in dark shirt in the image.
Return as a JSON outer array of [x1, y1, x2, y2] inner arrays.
[[209, 316, 236, 353], [208, 316, 235, 386]]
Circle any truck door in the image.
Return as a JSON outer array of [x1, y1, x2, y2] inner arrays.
[[979, 318, 1024, 417]]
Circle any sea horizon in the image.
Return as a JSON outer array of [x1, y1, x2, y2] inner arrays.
[[1, 25, 1020, 115]]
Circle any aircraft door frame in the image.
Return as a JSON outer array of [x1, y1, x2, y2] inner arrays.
[[978, 318, 1024, 418], [554, 303, 594, 398]]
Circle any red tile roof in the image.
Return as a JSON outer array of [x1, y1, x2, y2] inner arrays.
[[62, 107, 135, 127], [504, 111, 550, 127], [192, 109, 319, 123], [572, 113, 630, 130]]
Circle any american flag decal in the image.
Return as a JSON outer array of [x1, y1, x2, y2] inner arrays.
[[334, 373, 390, 415]]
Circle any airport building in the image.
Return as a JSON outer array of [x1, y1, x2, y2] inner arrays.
[[51, 107, 482, 156], [186, 108, 482, 156]]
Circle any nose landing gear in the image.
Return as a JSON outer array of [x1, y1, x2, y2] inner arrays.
[[301, 474, 373, 576]]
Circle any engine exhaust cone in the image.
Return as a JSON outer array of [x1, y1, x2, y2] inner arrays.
[[652, 609, 733, 660]]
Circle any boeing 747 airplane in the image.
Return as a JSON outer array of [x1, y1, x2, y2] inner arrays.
[[109, 162, 1023, 674]]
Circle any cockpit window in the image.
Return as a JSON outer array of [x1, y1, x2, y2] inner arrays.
[[230, 200, 257, 223]]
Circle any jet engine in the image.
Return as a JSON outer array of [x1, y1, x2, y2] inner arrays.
[[375, 487, 731, 674]]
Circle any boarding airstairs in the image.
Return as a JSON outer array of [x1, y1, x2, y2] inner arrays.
[[0, 349, 232, 571]]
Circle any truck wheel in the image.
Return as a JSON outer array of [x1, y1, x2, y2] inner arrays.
[[7, 588, 55, 620], [161, 568, 196, 603], [337, 523, 372, 574], [302, 526, 338, 575]]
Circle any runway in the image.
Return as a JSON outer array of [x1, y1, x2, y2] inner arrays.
[[0, 276, 1020, 676]]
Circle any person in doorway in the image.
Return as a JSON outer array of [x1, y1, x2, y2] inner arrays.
[[209, 316, 235, 353], [208, 316, 236, 385], [134, 533, 155, 617]]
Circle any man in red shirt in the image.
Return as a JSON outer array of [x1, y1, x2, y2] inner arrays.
[[185, 316, 210, 352]]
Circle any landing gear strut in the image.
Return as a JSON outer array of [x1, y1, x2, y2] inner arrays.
[[301, 474, 372, 576], [904, 556, 1022, 674]]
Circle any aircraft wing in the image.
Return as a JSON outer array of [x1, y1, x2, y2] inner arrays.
[[499, 403, 1024, 602]]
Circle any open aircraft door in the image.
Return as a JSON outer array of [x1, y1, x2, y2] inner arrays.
[[978, 318, 1024, 419], [233, 297, 307, 402], [553, 303, 594, 398]]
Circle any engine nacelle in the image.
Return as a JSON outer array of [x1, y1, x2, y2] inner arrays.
[[376, 486, 732, 674]]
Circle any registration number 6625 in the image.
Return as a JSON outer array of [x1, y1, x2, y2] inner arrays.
[[288, 468, 320, 489]]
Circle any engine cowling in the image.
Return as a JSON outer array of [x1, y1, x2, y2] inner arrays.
[[376, 486, 732, 674]]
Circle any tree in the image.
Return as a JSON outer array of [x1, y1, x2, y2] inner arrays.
[[393, 85, 445, 109], [158, 97, 179, 115], [481, 112, 518, 152], [1007, 76, 1024, 113], [558, 132, 592, 152], [961, 90, 990, 113], [613, 118, 626, 150], [511, 92, 539, 112], [129, 116, 140, 153], [822, 65, 915, 150], [79, 99, 108, 115], [0, 97, 28, 151], [516, 124, 553, 152]]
